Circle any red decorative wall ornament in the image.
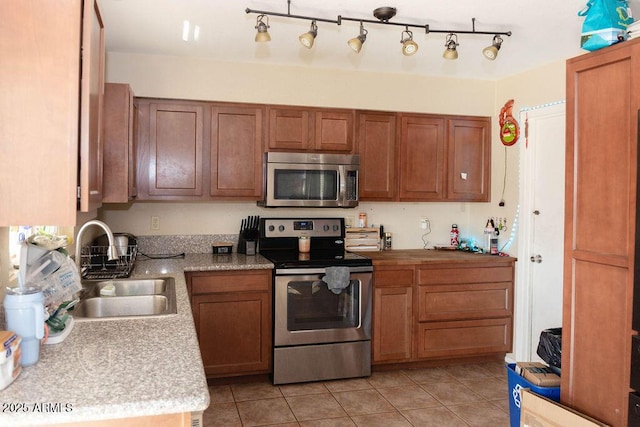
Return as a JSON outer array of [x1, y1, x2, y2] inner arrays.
[[499, 99, 520, 146]]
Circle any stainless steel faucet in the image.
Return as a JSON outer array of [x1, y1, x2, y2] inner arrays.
[[74, 220, 118, 270]]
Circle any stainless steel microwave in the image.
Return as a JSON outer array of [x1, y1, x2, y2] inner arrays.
[[259, 152, 359, 208]]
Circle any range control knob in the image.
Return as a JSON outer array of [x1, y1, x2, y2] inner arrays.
[[268, 225, 275, 232], [333, 225, 339, 231], [278, 225, 285, 232], [323, 225, 330, 231]]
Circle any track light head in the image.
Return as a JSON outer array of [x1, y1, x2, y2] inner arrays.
[[255, 14, 271, 42], [443, 33, 459, 60], [400, 28, 418, 56], [482, 35, 503, 60], [299, 20, 318, 49], [348, 22, 368, 53]]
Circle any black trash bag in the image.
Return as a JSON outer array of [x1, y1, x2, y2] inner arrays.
[[537, 327, 562, 369]]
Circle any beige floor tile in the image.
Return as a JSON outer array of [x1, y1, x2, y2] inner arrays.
[[366, 370, 414, 388], [236, 397, 297, 426], [324, 377, 373, 393], [208, 384, 234, 404], [489, 397, 510, 414], [376, 384, 442, 411], [458, 377, 508, 401], [448, 402, 510, 427], [442, 364, 494, 381], [231, 381, 284, 402], [477, 362, 508, 378], [300, 418, 356, 427], [402, 367, 458, 384], [420, 381, 485, 406], [351, 411, 413, 426], [332, 389, 396, 416], [286, 393, 348, 421], [203, 402, 242, 427], [401, 406, 468, 427], [280, 381, 330, 397]]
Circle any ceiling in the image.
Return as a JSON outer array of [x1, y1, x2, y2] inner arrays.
[[100, 0, 639, 81]]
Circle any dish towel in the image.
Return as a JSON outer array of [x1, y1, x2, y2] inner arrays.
[[322, 267, 351, 295]]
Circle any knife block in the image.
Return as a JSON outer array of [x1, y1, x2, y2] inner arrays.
[[237, 234, 256, 255]]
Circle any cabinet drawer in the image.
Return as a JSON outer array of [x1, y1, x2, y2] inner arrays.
[[630, 392, 640, 427], [374, 267, 414, 287], [189, 270, 271, 294], [632, 335, 640, 390], [416, 318, 512, 359], [417, 266, 513, 285], [418, 282, 512, 321]]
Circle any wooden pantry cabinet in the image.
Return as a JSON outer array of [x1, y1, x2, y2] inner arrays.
[[562, 38, 640, 427], [102, 83, 138, 203], [0, 0, 105, 225], [357, 112, 491, 203], [267, 106, 355, 152], [135, 99, 264, 201], [368, 251, 515, 366], [186, 270, 272, 378]]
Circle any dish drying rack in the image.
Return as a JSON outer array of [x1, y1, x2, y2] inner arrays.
[[80, 244, 138, 280]]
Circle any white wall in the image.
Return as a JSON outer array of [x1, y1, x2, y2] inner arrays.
[[99, 52, 566, 251]]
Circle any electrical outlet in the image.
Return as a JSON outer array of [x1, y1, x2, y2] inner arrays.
[[420, 217, 429, 230], [151, 216, 160, 230]]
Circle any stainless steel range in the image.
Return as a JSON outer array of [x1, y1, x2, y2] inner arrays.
[[259, 217, 373, 385]]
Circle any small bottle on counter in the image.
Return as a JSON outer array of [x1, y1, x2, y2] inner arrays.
[[358, 213, 367, 228], [298, 236, 310, 253], [383, 232, 392, 250], [450, 224, 459, 247]]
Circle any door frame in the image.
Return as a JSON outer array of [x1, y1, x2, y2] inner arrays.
[[514, 101, 565, 362]]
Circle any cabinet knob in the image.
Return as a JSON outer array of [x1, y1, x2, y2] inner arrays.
[[533, 210, 540, 215]]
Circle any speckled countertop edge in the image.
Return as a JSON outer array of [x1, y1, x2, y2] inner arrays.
[[0, 253, 273, 425]]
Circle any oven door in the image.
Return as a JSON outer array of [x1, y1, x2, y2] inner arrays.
[[274, 267, 372, 347]]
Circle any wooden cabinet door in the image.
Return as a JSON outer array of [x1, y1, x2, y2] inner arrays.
[[446, 118, 491, 201], [103, 83, 137, 203], [563, 40, 640, 427], [372, 266, 414, 363], [398, 115, 445, 201], [357, 112, 397, 201], [210, 105, 264, 199], [78, 0, 105, 213], [147, 103, 204, 197], [314, 109, 355, 152], [192, 291, 271, 377], [267, 107, 311, 151]]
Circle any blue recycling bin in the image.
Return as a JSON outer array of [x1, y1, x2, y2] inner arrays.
[[506, 363, 560, 427]]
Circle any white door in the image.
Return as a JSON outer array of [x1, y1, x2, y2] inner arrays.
[[515, 102, 565, 362]]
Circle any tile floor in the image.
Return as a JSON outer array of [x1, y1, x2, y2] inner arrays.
[[203, 362, 511, 426]]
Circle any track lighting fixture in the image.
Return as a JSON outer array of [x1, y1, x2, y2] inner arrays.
[[299, 20, 318, 49], [443, 33, 459, 60], [347, 22, 368, 53], [400, 27, 418, 56], [254, 14, 271, 42], [482, 35, 503, 60], [246, 2, 512, 60]]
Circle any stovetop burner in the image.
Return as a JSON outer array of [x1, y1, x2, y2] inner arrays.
[[260, 249, 372, 269]]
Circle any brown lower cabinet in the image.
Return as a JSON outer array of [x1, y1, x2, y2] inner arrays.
[[186, 270, 272, 378], [372, 254, 515, 366]]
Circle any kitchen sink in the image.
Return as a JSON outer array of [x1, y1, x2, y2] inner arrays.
[[73, 277, 177, 320]]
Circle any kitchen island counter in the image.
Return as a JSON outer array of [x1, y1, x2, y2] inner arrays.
[[358, 248, 517, 265], [0, 253, 273, 426]]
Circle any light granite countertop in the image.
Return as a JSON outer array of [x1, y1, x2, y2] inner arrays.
[[0, 252, 273, 426]]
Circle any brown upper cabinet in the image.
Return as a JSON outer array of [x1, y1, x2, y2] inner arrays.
[[358, 112, 490, 203], [0, 0, 105, 225], [103, 83, 137, 203], [267, 106, 355, 153], [135, 99, 264, 201], [210, 105, 263, 198], [356, 112, 398, 201]]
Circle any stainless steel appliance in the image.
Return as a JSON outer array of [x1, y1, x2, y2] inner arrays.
[[259, 152, 359, 208], [259, 217, 373, 385]]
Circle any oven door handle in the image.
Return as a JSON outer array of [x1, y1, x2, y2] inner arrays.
[[275, 266, 373, 275]]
